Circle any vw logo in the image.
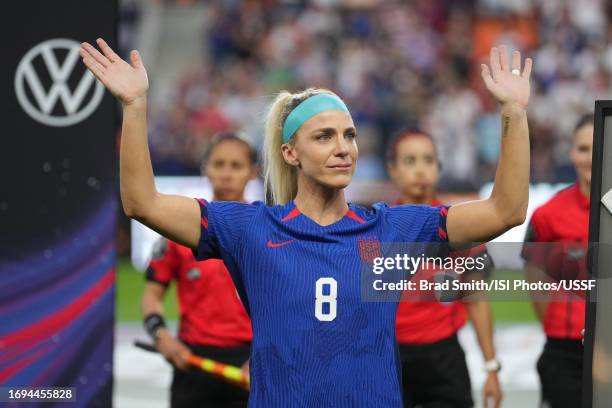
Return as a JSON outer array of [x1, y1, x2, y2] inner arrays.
[[14, 38, 104, 127]]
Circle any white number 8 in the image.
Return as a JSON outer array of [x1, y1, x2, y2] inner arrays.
[[315, 277, 337, 321]]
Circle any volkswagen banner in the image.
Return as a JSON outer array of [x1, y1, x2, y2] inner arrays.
[[0, 1, 116, 407]]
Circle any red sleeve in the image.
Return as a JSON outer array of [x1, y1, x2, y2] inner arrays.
[[521, 208, 551, 268], [145, 239, 179, 286]]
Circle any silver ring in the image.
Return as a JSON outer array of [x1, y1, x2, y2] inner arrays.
[[511, 69, 520, 76]]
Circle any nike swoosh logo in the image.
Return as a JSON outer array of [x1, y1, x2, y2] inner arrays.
[[267, 239, 294, 248]]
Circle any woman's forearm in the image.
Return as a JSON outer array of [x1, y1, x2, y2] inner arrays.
[[490, 102, 530, 228], [141, 282, 166, 318], [119, 97, 157, 218], [466, 301, 496, 361]]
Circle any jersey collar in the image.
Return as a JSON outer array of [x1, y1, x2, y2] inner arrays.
[[573, 183, 590, 210], [281, 201, 365, 225]]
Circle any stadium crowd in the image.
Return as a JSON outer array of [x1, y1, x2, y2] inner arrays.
[[121, 0, 611, 190]]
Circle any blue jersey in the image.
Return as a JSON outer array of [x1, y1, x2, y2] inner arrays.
[[193, 199, 448, 407]]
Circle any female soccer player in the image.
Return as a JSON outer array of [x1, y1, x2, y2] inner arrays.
[[141, 132, 256, 407], [522, 114, 593, 408], [80, 39, 531, 407], [387, 130, 501, 408]]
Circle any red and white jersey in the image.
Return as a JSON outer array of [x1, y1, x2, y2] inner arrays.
[[522, 184, 588, 340], [394, 198, 467, 344], [147, 239, 252, 347]]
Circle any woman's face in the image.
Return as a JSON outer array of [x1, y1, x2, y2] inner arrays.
[[204, 140, 256, 201], [388, 136, 439, 201], [570, 123, 593, 188], [282, 110, 358, 191]]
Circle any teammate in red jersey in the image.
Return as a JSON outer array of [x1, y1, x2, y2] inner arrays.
[[522, 114, 593, 408], [387, 130, 502, 408], [141, 132, 257, 407]]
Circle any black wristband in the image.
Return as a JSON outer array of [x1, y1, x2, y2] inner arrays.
[[143, 313, 166, 340]]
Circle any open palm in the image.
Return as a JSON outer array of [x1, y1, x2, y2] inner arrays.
[[481, 45, 532, 109], [79, 38, 148, 106]]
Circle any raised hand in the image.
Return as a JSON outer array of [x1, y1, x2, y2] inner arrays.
[[481, 45, 532, 109], [80, 38, 148, 106]]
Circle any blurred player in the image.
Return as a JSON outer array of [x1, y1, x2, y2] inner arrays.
[[81, 39, 531, 406], [522, 114, 593, 408], [141, 132, 256, 407], [387, 130, 502, 408]]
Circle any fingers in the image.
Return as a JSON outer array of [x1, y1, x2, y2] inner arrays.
[[499, 45, 510, 71], [96, 38, 119, 63], [511, 50, 521, 71], [80, 52, 105, 80], [175, 357, 190, 371], [522, 57, 533, 79], [130, 50, 143, 69], [80, 42, 110, 68], [491, 45, 533, 81], [481, 64, 496, 90], [490, 47, 502, 80]]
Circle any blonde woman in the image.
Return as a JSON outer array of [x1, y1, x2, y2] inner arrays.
[[80, 39, 531, 407]]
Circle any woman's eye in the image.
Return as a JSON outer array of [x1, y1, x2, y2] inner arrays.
[[317, 133, 332, 140], [403, 157, 415, 165]]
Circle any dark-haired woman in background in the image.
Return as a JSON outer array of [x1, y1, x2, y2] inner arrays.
[[387, 130, 502, 408], [141, 132, 256, 407], [522, 114, 594, 408]]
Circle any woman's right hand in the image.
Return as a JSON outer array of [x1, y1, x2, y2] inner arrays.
[[80, 38, 149, 106], [155, 329, 192, 371]]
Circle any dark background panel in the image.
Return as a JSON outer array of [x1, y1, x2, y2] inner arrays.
[[0, 0, 118, 258]]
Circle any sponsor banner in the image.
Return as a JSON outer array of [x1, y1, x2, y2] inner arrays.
[[0, 1, 116, 407]]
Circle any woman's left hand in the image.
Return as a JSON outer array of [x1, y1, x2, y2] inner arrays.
[[481, 45, 532, 109], [483, 372, 503, 408]]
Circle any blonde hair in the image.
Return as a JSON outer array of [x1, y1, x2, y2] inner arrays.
[[263, 87, 339, 205]]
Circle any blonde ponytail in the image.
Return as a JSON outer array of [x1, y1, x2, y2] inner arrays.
[[263, 87, 337, 205]]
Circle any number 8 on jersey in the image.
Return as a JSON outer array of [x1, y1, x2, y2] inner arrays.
[[315, 277, 337, 321]]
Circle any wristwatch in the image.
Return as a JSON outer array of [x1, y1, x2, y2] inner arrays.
[[144, 313, 166, 342], [484, 358, 502, 373]]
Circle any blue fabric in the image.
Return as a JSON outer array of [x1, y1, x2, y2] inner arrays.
[[282, 94, 350, 143], [193, 199, 449, 407]]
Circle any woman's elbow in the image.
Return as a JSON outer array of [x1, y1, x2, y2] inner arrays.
[[122, 200, 147, 220], [504, 206, 527, 229], [491, 194, 527, 230], [120, 189, 156, 219]]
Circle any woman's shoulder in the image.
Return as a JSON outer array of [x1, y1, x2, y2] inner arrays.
[[198, 200, 267, 221], [369, 201, 442, 214], [205, 200, 266, 210]]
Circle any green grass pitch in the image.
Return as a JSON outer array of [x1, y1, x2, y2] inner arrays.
[[115, 258, 536, 322]]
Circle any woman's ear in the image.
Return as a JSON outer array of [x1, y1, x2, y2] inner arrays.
[[281, 143, 300, 167], [387, 162, 397, 184], [249, 165, 259, 180]]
